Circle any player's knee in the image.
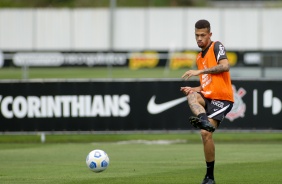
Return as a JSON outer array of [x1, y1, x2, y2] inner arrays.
[[200, 130, 212, 142]]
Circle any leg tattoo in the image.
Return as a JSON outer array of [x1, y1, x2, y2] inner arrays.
[[187, 92, 205, 116]]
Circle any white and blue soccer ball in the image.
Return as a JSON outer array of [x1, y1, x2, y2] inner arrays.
[[86, 149, 110, 172]]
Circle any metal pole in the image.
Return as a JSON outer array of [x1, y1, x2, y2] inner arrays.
[[22, 60, 29, 80], [108, 0, 116, 78], [109, 0, 116, 50], [258, 7, 265, 78]]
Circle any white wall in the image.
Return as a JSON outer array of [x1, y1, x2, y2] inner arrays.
[[261, 9, 282, 50], [0, 8, 281, 51], [114, 8, 146, 50], [35, 9, 72, 50], [73, 9, 109, 50], [0, 9, 34, 50], [148, 8, 185, 50], [222, 8, 260, 50]]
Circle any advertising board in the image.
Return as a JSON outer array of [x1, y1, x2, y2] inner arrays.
[[0, 79, 281, 131]]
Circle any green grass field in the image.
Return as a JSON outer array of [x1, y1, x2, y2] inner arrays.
[[1, 132, 282, 184], [0, 67, 190, 80]]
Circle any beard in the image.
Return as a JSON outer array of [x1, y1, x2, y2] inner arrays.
[[197, 42, 204, 48]]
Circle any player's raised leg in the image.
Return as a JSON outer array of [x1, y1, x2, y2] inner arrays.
[[186, 92, 215, 132]]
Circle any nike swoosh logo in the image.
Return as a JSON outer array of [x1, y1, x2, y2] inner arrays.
[[147, 96, 187, 114]]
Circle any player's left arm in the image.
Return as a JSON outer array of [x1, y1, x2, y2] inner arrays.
[[202, 59, 230, 74], [182, 59, 230, 79]]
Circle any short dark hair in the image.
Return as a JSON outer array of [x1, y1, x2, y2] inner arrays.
[[195, 19, 210, 32]]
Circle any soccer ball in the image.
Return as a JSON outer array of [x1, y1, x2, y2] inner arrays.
[[86, 149, 110, 172]]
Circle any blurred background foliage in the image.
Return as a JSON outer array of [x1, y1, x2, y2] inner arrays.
[[0, 0, 207, 8]]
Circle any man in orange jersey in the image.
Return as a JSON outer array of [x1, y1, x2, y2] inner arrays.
[[180, 19, 234, 184]]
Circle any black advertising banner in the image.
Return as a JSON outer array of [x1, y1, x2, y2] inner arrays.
[[0, 79, 281, 131]]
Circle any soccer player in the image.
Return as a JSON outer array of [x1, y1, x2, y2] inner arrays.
[[180, 19, 234, 184]]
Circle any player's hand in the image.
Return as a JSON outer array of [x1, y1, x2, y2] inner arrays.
[[182, 70, 202, 80], [180, 86, 194, 96]]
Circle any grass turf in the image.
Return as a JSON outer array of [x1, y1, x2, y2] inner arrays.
[[0, 133, 282, 183], [1, 132, 282, 143], [0, 142, 281, 184], [0, 67, 189, 80]]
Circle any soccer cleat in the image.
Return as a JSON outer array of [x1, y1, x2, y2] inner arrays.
[[189, 116, 215, 132], [201, 176, 216, 184]]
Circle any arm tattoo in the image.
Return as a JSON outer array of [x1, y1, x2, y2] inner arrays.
[[202, 63, 230, 74]]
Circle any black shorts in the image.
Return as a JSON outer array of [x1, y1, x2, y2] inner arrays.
[[199, 92, 233, 123]]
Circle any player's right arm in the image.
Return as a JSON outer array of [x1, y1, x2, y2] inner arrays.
[[180, 86, 202, 95], [182, 69, 202, 80]]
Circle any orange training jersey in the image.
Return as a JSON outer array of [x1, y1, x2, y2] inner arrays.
[[197, 42, 234, 102]]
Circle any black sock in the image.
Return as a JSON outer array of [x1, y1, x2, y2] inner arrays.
[[198, 113, 208, 121], [205, 161, 215, 179]]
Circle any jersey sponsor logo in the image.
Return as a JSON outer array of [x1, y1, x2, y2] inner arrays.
[[201, 74, 212, 88], [147, 96, 186, 114], [0, 95, 130, 119], [218, 44, 225, 55], [226, 85, 246, 121], [211, 100, 224, 108], [217, 44, 226, 61]]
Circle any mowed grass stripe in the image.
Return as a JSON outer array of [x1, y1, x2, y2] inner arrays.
[[0, 67, 188, 79], [0, 142, 281, 183], [1, 132, 282, 143]]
